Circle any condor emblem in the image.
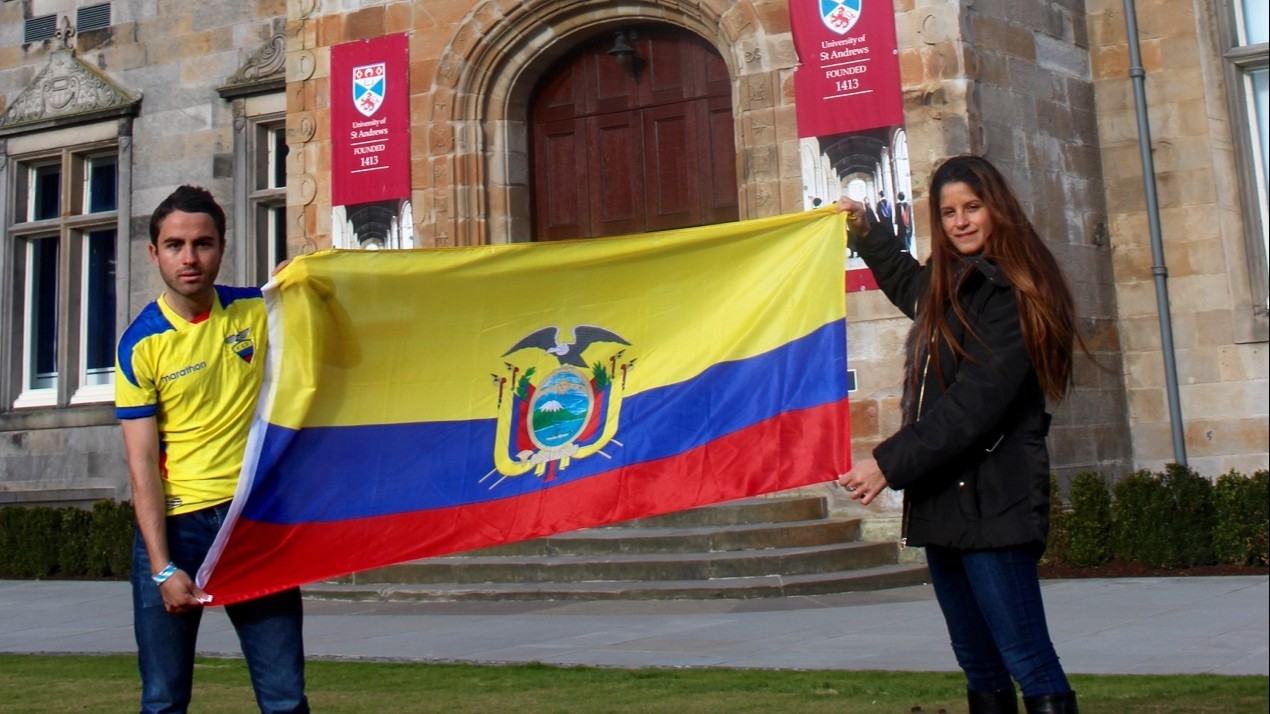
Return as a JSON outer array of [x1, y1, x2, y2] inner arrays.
[[352, 62, 386, 118], [224, 328, 255, 363], [820, 0, 862, 35], [484, 325, 635, 488]]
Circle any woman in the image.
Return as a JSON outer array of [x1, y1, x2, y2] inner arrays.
[[837, 155, 1079, 714]]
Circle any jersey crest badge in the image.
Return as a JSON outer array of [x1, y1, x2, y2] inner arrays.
[[224, 328, 255, 363], [484, 325, 635, 489], [352, 62, 386, 118], [820, 0, 862, 35]]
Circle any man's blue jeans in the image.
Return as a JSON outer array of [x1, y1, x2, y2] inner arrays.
[[131, 502, 309, 714], [925, 545, 1071, 698]]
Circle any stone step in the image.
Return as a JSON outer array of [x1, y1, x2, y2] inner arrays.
[[613, 495, 829, 527], [332, 540, 900, 585], [302, 493, 929, 603], [469, 517, 860, 557]]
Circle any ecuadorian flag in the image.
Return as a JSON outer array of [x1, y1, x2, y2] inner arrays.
[[197, 209, 851, 604]]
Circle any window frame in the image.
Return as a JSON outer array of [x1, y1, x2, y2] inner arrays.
[[1216, 0, 1270, 342], [248, 115, 288, 285], [226, 92, 289, 287], [4, 136, 126, 411]]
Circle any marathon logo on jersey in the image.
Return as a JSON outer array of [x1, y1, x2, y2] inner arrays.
[[352, 62, 386, 118], [225, 328, 255, 363], [820, 0, 862, 35], [158, 362, 207, 385]]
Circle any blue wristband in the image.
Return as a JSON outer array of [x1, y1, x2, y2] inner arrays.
[[151, 562, 179, 585]]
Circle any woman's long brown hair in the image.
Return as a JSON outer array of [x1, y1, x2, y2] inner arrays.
[[911, 155, 1077, 404]]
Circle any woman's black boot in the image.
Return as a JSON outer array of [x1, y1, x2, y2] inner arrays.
[[1023, 690, 1078, 713], [967, 688, 1019, 714]]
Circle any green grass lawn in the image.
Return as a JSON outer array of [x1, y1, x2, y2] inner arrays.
[[1, 655, 1266, 713]]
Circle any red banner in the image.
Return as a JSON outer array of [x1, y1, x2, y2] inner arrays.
[[330, 33, 411, 206], [790, 0, 904, 138], [846, 267, 880, 293]]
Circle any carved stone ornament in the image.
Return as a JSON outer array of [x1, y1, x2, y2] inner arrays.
[[0, 49, 140, 134], [297, 174, 316, 205], [288, 0, 318, 20], [288, 51, 316, 83], [287, 112, 316, 144], [220, 33, 287, 97]]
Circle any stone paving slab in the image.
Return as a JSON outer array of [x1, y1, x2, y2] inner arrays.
[[0, 576, 1265, 675]]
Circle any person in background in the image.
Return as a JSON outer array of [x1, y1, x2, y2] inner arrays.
[[876, 190, 892, 221], [116, 185, 308, 713], [895, 190, 913, 248], [837, 155, 1080, 714]]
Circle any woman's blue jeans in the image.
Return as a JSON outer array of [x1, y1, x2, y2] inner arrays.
[[131, 502, 309, 713], [925, 545, 1071, 698]]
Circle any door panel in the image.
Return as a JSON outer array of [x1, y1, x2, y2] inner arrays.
[[533, 120, 589, 241], [530, 25, 738, 240], [534, 62, 583, 124], [644, 31, 694, 103], [704, 96, 740, 225], [590, 113, 645, 237], [643, 103, 697, 230]]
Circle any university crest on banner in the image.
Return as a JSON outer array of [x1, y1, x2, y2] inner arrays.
[[352, 62, 386, 118], [486, 325, 634, 488], [821, 0, 863, 35]]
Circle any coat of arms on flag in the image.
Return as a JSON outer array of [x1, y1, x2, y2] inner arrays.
[[821, 0, 862, 35], [487, 325, 633, 488], [352, 62, 386, 118]]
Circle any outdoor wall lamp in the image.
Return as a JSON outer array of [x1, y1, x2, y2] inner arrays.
[[607, 30, 642, 83]]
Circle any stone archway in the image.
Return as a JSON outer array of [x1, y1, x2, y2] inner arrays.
[[419, 0, 795, 246]]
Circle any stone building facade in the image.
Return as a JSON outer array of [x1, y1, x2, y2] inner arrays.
[[0, 0, 1264, 508]]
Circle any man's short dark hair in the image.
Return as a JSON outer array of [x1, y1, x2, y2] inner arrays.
[[149, 185, 226, 246]]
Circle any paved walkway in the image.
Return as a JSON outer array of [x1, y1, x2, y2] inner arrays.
[[1, 576, 1265, 676]]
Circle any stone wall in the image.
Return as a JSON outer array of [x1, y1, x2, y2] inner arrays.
[[1086, 0, 1269, 475], [282, 0, 812, 251]]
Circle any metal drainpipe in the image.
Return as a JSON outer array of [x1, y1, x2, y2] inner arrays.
[[1123, 0, 1188, 465]]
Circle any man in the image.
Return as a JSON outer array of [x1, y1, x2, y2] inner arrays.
[[115, 185, 308, 713], [876, 190, 892, 220]]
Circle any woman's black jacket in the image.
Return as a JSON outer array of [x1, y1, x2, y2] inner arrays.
[[854, 220, 1053, 552]]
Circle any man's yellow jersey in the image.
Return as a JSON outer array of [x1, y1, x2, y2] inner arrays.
[[115, 286, 268, 515]]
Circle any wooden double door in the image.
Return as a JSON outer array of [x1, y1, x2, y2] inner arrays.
[[531, 25, 739, 241]]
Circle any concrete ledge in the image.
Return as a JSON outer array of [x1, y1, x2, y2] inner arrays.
[[304, 564, 932, 602], [0, 487, 116, 508], [844, 511, 927, 565]]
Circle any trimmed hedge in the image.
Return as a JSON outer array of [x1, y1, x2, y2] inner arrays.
[[1212, 470, 1270, 566], [1063, 471, 1112, 567], [0, 500, 134, 579], [1043, 476, 1070, 568], [1048, 466, 1269, 569]]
